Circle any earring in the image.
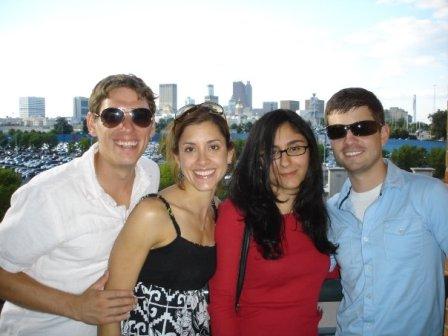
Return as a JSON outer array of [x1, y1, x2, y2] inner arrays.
[[226, 163, 233, 174], [178, 170, 184, 180]]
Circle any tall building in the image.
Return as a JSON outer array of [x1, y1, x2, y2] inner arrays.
[[159, 84, 177, 113], [204, 84, 219, 104], [73, 96, 89, 123], [280, 100, 300, 111], [231, 81, 252, 109], [413, 94, 416, 123], [305, 93, 324, 125], [263, 101, 278, 113], [19, 97, 45, 119], [385, 107, 408, 123], [245, 81, 252, 109]]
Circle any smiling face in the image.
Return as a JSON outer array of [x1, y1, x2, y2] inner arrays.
[[327, 105, 389, 178], [269, 122, 310, 200], [175, 121, 233, 193], [87, 86, 154, 173]]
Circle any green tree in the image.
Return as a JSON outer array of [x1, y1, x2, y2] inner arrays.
[[318, 143, 324, 163], [78, 138, 92, 153], [67, 142, 77, 154], [82, 118, 89, 134], [53, 117, 74, 134], [0, 131, 7, 147], [242, 121, 253, 133], [0, 168, 22, 220], [232, 139, 246, 160], [428, 109, 447, 140], [156, 118, 173, 134], [390, 128, 409, 139], [426, 148, 445, 179], [159, 162, 174, 190], [390, 145, 426, 172]]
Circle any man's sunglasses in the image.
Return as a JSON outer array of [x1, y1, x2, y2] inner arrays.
[[176, 102, 225, 119], [326, 120, 383, 140], [95, 107, 154, 128]]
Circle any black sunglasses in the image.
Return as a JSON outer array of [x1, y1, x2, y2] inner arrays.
[[96, 107, 154, 128], [175, 102, 225, 119], [326, 120, 382, 140]]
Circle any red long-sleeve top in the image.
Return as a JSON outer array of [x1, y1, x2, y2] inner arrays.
[[209, 199, 331, 336]]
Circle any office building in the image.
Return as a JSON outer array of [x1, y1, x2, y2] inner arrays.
[[73, 96, 89, 123], [19, 97, 45, 119], [304, 93, 324, 125], [204, 84, 219, 104], [385, 107, 408, 124], [159, 84, 177, 114], [185, 97, 195, 106], [280, 100, 300, 112], [263, 101, 278, 113], [231, 81, 252, 109]]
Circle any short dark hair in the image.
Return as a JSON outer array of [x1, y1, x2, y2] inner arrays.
[[325, 87, 384, 124], [230, 109, 336, 259], [89, 74, 156, 116]]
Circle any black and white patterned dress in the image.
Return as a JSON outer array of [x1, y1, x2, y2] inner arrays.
[[121, 194, 216, 336]]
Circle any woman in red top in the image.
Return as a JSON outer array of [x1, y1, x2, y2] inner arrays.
[[209, 109, 337, 336]]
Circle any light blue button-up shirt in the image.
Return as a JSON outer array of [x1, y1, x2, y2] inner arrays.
[[327, 160, 448, 336]]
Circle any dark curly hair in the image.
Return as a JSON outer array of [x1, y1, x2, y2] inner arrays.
[[230, 109, 337, 259]]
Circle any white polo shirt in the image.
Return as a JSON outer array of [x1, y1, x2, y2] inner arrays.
[[0, 143, 160, 336]]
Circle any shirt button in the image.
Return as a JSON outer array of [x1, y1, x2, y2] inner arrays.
[[363, 236, 369, 242]]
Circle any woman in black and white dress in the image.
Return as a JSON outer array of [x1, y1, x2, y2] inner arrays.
[[98, 102, 233, 336]]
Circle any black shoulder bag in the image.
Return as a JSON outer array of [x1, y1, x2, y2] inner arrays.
[[235, 224, 250, 311]]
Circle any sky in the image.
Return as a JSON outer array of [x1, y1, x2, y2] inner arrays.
[[0, 0, 447, 122]]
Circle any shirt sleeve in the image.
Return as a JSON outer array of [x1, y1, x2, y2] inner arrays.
[[0, 184, 64, 272], [209, 200, 244, 335], [422, 179, 448, 255]]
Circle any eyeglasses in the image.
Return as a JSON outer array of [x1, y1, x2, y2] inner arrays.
[[176, 102, 225, 119], [326, 120, 382, 140], [271, 145, 309, 160], [95, 107, 154, 128]]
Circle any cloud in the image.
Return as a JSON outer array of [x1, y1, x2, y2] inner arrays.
[[376, 0, 448, 18], [344, 16, 447, 71]]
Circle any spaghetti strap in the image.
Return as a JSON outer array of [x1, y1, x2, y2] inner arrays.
[[141, 193, 181, 236]]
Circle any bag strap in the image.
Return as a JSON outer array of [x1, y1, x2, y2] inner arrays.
[[235, 224, 250, 311]]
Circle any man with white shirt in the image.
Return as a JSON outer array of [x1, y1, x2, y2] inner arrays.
[[325, 87, 448, 336], [0, 74, 160, 335]]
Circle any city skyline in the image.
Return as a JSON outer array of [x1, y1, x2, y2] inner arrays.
[[0, 0, 447, 122]]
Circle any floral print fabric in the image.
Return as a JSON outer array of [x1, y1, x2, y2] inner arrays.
[[122, 282, 210, 336]]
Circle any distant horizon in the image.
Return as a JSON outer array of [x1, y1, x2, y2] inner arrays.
[[1, 0, 447, 122]]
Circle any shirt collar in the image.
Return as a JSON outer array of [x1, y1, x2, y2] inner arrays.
[[336, 159, 404, 209], [79, 143, 151, 203]]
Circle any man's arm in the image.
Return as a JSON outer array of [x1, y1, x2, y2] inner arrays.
[[0, 267, 135, 325]]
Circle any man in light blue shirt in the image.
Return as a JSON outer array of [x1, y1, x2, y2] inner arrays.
[[325, 87, 448, 336]]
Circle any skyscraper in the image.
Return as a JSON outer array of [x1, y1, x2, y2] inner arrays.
[[231, 81, 252, 109], [413, 94, 416, 123], [245, 81, 252, 109], [19, 97, 45, 118], [204, 84, 219, 104], [159, 84, 177, 113], [73, 96, 89, 123]]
